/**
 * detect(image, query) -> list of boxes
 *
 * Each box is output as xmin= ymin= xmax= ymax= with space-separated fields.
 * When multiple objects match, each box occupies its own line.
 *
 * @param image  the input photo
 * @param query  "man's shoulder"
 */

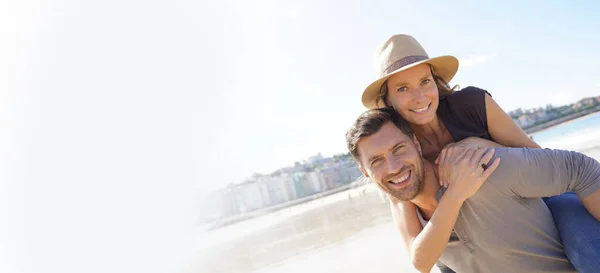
xmin=488 ymin=147 xmax=525 ymax=171
xmin=484 ymin=148 xmax=534 ymax=190
xmin=486 ymin=147 xmax=577 ymax=188
xmin=492 ymin=147 xmax=575 ymax=164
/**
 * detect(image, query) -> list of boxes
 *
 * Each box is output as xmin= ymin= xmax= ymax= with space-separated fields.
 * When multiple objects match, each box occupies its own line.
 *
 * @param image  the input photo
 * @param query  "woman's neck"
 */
xmin=410 ymin=115 xmax=446 ymax=144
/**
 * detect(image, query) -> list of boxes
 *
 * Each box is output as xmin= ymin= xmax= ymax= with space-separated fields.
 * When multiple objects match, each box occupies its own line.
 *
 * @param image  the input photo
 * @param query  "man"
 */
xmin=345 ymin=108 xmax=600 ymax=273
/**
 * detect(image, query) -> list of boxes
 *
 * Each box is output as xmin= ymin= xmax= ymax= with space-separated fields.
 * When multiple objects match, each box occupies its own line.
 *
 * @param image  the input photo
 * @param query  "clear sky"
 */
xmin=1 ymin=0 xmax=599 ymax=272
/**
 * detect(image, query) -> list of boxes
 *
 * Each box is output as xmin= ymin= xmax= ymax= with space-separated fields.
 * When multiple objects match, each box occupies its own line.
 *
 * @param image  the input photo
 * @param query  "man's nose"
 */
xmin=386 ymin=158 xmax=403 ymax=175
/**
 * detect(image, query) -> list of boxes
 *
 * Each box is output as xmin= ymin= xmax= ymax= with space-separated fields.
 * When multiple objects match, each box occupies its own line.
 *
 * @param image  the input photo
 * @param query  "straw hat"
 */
xmin=362 ymin=34 xmax=459 ymax=109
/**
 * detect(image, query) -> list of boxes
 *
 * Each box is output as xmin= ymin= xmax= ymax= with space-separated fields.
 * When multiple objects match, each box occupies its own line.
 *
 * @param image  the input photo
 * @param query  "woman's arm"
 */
xmin=391 ymin=200 xmax=462 ymax=273
xmin=485 ymin=94 xmax=541 ymax=148
xmin=455 ymin=136 xmax=505 ymax=149
xmin=391 ymin=148 xmax=500 ymax=272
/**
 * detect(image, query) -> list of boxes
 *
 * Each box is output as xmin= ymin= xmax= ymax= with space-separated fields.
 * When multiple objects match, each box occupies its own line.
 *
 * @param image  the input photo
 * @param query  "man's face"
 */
xmin=357 ymin=122 xmax=425 ymax=201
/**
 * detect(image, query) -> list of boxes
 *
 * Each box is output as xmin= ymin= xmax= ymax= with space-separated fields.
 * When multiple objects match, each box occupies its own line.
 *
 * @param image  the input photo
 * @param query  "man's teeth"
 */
xmin=392 ymin=173 xmax=410 ymax=184
xmin=412 ymin=104 xmax=429 ymax=113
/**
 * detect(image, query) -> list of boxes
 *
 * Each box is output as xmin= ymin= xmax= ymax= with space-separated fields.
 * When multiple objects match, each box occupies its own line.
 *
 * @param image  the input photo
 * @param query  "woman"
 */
xmin=361 ymin=34 xmax=600 ymax=272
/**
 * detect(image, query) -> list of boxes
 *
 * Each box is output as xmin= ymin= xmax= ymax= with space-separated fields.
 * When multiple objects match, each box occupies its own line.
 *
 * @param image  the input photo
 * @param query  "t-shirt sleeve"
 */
xmin=436 ymin=261 xmax=456 ymax=273
xmin=488 ymin=147 xmax=600 ymax=199
xmin=444 ymin=86 xmax=491 ymax=133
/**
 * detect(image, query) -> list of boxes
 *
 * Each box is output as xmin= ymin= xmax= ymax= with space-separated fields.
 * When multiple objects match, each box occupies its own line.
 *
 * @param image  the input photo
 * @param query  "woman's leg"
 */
xmin=545 ymin=192 xmax=600 ymax=273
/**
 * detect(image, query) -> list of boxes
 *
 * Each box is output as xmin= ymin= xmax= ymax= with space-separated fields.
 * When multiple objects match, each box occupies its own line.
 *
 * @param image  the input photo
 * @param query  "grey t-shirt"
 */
xmin=417 ymin=147 xmax=600 ymax=273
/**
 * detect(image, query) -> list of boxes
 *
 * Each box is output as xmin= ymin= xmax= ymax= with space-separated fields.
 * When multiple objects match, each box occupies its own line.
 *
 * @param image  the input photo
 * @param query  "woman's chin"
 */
xmin=407 ymin=114 xmax=435 ymax=125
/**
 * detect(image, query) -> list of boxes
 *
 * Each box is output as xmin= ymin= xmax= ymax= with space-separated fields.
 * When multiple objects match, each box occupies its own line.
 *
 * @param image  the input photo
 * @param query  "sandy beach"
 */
xmin=197 ymin=184 xmax=439 ymax=273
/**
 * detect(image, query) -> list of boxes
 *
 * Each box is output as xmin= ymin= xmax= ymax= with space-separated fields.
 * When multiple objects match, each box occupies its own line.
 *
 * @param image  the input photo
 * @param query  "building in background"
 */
xmin=320 ymin=168 xmax=340 ymax=190
xmin=234 ymin=180 xmax=267 ymax=213
xmin=292 ymin=172 xmax=315 ymax=198
xmin=307 ymin=171 xmax=325 ymax=193
xmin=259 ymin=174 xmax=296 ymax=206
xmin=339 ymin=166 xmax=362 ymax=185
xmin=200 ymin=186 xmax=240 ymax=223
xmin=307 ymin=153 xmax=324 ymax=165
xmin=517 ymin=115 xmax=535 ymax=128
xmin=206 ymin=153 xmax=367 ymax=222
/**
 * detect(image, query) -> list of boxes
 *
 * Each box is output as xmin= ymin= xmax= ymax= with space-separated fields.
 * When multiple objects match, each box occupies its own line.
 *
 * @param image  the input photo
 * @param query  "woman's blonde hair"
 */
xmin=375 ymin=65 xmax=459 ymax=108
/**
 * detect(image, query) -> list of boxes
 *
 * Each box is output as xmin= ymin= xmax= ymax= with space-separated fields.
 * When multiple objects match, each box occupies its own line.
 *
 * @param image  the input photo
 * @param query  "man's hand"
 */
xmin=441 ymin=147 xmax=501 ymax=201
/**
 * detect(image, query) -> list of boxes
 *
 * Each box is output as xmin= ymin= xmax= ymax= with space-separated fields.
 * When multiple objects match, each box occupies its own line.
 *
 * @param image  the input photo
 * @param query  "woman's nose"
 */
xmin=411 ymin=87 xmax=425 ymax=100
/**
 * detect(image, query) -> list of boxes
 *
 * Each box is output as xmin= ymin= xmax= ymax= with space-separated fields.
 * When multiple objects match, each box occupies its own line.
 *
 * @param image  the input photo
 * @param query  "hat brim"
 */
xmin=361 ymin=55 xmax=459 ymax=109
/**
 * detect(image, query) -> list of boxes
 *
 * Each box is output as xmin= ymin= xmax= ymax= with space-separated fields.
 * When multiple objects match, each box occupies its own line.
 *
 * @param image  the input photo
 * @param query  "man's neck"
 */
xmin=410 ymin=161 xmax=442 ymax=219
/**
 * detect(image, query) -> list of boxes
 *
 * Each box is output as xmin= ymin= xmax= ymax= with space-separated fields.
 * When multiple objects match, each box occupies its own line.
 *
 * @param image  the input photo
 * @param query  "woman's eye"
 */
xmin=397 ymin=86 xmax=408 ymax=92
xmin=421 ymin=79 xmax=431 ymax=85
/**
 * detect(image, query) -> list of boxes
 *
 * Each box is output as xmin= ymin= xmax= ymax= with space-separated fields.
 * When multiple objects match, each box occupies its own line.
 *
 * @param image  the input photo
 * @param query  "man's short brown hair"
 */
xmin=345 ymin=108 xmax=413 ymax=164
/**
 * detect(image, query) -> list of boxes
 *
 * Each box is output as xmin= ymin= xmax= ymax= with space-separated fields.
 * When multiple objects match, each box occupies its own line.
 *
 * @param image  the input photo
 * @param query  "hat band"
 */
xmin=382 ymin=55 xmax=428 ymax=76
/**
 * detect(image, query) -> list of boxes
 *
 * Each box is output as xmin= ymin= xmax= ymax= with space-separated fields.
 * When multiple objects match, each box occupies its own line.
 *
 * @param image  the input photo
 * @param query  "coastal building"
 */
xmin=517 ymin=114 xmax=535 ymax=128
xmin=307 ymin=153 xmax=325 ymax=165
xmin=218 ymin=186 xmax=240 ymax=217
xmin=321 ymin=168 xmax=341 ymax=190
xmin=234 ymin=180 xmax=268 ymax=213
xmin=533 ymin=111 xmax=549 ymax=124
xmin=333 ymin=165 xmax=362 ymax=186
xmin=292 ymin=172 xmax=310 ymax=198
xmin=200 ymin=186 xmax=240 ymax=221
xmin=574 ymin=98 xmax=597 ymax=109
xmin=556 ymin=105 xmax=572 ymax=115
xmin=319 ymin=162 xmax=362 ymax=187
xmin=280 ymin=175 xmax=297 ymax=201
xmin=307 ymin=171 xmax=325 ymax=193
xmin=259 ymin=175 xmax=296 ymax=206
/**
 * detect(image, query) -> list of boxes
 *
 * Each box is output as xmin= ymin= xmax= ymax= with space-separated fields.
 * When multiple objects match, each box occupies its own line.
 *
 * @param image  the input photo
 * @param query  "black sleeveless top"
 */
xmin=436 ymin=86 xmax=494 ymax=142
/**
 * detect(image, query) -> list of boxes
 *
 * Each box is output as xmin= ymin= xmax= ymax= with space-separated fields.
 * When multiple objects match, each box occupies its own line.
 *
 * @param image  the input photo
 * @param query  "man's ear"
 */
xmin=412 ymin=134 xmax=423 ymax=155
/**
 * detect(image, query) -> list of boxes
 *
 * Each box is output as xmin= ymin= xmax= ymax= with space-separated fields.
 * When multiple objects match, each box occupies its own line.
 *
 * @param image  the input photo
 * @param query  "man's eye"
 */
xmin=397 ymin=86 xmax=408 ymax=92
xmin=370 ymin=158 xmax=382 ymax=167
xmin=393 ymin=146 xmax=404 ymax=155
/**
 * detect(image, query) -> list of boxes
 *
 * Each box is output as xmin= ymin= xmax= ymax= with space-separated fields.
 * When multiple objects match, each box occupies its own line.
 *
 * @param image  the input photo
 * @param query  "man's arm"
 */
xmin=490 ymin=148 xmax=600 ymax=221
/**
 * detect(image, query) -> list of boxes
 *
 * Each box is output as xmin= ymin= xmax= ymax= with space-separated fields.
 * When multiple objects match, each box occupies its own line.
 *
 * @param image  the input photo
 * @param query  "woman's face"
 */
xmin=386 ymin=63 xmax=439 ymax=125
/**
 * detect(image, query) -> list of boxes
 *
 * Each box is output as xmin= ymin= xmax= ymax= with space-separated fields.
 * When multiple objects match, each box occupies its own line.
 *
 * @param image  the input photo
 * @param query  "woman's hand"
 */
xmin=435 ymin=142 xmax=469 ymax=188
xmin=442 ymin=147 xmax=501 ymax=201
xmin=435 ymin=138 xmax=503 ymax=188
xmin=445 ymin=148 xmax=500 ymax=201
